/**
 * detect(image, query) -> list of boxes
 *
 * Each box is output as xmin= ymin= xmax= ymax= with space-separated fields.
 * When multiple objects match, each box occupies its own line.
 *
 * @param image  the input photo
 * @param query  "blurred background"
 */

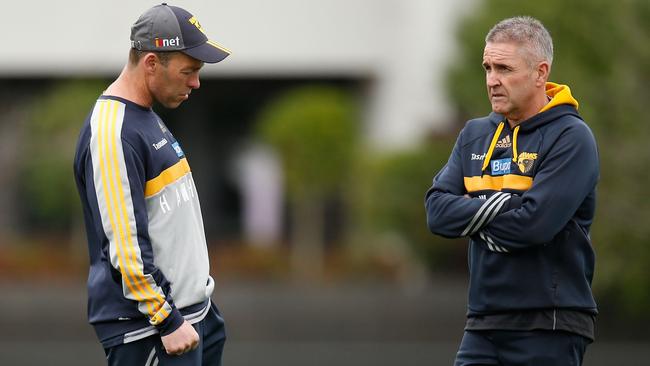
xmin=0 ymin=0 xmax=649 ymax=365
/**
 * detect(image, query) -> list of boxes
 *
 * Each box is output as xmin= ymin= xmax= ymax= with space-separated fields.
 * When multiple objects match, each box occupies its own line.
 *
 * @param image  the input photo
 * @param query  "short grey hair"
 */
xmin=485 ymin=16 xmax=553 ymax=67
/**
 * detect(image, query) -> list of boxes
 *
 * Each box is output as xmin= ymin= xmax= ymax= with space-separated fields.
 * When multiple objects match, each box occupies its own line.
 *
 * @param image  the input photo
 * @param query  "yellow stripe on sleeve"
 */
xmin=106 ymin=101 xmax=156 ymax=314
xmin=106 ymin=100 xmax=168 ymax=318
xmin=97 ymin=100 xmax=153 ymax=315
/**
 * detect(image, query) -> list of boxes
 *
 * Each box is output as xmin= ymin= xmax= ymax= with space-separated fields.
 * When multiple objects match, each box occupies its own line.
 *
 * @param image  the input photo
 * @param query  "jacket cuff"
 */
xmin=156 ymin=307 xmax=184 ymax=336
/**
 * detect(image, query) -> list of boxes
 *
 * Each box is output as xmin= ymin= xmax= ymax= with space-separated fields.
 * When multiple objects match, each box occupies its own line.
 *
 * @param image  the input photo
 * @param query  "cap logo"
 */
xmin=188 ymin=16 xmax=206 ymax=34
xmin=154 ymin=36 xmax=181 ymax=48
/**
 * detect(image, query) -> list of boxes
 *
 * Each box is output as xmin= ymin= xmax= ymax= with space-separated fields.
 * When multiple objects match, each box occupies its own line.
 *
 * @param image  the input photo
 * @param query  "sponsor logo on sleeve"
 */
xmin=471 ymin=153 xmax=486 ymax=161
xmin=152 ymin=138 xmax=168 ymax=150
xmin=171 ymin=141 xmax=184 ymax=158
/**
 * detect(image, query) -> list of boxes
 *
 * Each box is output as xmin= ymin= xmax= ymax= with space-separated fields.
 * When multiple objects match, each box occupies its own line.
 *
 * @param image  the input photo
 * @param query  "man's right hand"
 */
xmin=161 ymin=320 xmax=200 ymax=355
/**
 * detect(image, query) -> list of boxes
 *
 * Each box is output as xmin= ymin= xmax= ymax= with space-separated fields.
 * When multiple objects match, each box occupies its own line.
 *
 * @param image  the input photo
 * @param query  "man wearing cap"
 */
xmin=73 ymin=3 xmax=230 ymax=365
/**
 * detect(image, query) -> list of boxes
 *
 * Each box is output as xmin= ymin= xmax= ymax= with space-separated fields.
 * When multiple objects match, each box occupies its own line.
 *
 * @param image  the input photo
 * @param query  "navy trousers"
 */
xmin=454 ymin=330 xmax=590 ymax=366
xmin=104 ymin=302 xmax=226 ymax=366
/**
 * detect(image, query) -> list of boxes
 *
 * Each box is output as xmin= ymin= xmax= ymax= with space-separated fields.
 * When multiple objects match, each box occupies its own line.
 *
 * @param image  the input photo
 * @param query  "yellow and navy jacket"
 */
xmin=74 ymin=96 xmax=214 ymax=348
xmin=425 ymin=83 xmax=599 ymax=335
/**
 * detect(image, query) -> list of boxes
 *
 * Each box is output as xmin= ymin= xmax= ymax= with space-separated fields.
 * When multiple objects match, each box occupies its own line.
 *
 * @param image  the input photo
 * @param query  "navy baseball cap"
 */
xmin=130 ymin=3 xmax=230 ymax=63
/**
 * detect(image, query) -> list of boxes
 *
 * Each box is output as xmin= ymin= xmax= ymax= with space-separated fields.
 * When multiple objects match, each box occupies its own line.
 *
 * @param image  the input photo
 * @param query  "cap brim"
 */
xmin=182 ymin=40 xmax=230 ymax=63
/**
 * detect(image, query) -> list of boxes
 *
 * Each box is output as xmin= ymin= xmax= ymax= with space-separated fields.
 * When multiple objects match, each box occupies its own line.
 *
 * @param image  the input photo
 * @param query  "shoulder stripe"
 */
xmin=105 ymin=100 xmax=166 ymax=314
xmin=464 ymin=174 xmax=532 ymax=192
xmin=145 ymin=158 xmax=191 ymax=198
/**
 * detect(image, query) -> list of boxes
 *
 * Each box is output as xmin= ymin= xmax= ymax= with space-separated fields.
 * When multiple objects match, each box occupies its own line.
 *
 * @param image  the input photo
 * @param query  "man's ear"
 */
xmin=143 ymin=53 xmax=158 ymax=74
xmin=535 ymin=61 xmax=550 ymax=87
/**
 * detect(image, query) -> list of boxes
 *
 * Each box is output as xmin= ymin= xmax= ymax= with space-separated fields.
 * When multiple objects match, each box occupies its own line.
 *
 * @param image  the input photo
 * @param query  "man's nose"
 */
xmin=486 ymin=71 xmax=500 ymax=87
xmin=189 ymin=74 xmax=200 ymax=89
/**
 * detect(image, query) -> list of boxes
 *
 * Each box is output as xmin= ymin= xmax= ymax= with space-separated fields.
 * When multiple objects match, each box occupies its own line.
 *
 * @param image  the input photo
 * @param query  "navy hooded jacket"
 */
xmin=425 ymin=83 xmax=599 ymax=320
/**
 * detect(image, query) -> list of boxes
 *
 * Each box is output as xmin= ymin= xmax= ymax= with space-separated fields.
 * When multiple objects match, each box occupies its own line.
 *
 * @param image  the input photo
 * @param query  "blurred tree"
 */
xmin=256 ymin=86 xmax=358 ymax=279
xmin=447 ymin=0 xmax=650 ymax=315
xmin=0 ymin=92 xmax=29 ymax=242
xmin=352 ymin=140 xmax=468 ymax=274
xmin=20 ymin=80 xmax=105 ymax=234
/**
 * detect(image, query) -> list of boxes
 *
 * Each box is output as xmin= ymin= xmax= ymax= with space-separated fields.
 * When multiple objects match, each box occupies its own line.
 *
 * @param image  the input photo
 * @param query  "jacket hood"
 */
xmin=487 ymin=82 xmax=581 ymax=131
xmin=540 ymin=82 xmax=579 ymax=112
